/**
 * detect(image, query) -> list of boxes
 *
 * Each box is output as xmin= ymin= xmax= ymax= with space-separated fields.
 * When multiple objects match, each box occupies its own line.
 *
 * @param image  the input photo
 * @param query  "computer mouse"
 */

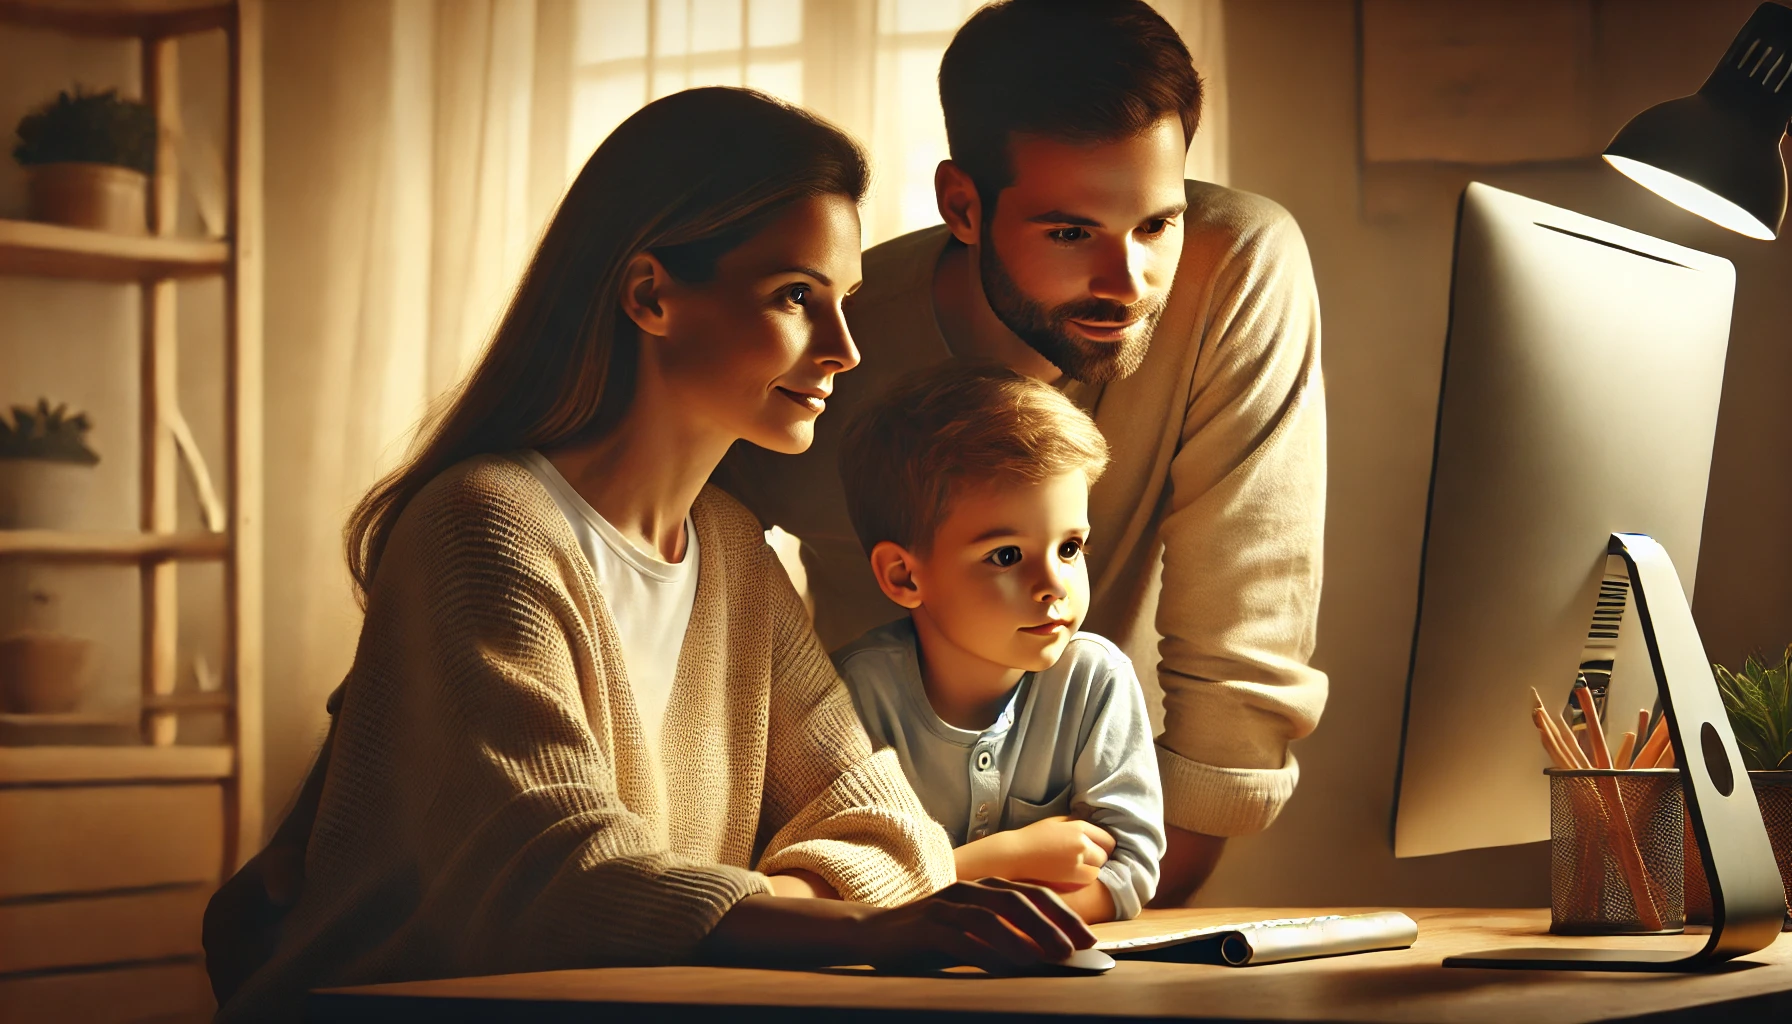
xmin=1039 ymin=947 xmax=1115 ymax=975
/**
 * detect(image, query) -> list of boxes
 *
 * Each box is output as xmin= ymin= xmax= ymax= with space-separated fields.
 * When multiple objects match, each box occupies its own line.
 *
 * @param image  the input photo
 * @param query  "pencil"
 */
xmin=1532 ymin=688 xmax=1591 ymax=769
xmin=1633 ymin=714 xmax=1671 ymax=769
xmin=1577 ymin=683 xmax=1615 ymax=770
xmin=1614 ymin=731 xmax=1636 ymax=772
xmin=1634 ymin=709 xmax=1651 ymax=763
xmin=1533 ymin=708 xmax=1576 ymax=769
xmin=1574 ymin=683 xmax=1664 ymax=931
xmin=1557 ymin=711 xmax=1592 ymax=769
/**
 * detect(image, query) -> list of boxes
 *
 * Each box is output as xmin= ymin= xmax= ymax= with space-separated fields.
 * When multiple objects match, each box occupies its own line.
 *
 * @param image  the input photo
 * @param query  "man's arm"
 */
xmin=1153 ymin=199 xmax=1328 ymax=889
xmin=1150 ymin=827 xmax=1226 ymax=907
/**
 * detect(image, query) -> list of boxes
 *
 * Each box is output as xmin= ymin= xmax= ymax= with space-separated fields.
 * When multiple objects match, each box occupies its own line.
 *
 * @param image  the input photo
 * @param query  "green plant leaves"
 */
xmin=0 ymin=398 xmax=100 ymax=465
xmin=12 ymin=88 xmax=156 ymax=175
xmin=1714 ymin=645 xmax=1792 ymax=772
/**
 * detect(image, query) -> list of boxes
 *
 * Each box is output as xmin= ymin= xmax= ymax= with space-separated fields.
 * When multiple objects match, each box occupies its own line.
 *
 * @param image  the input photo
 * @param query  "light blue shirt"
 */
xmin=833 ymin=618 xmax=1166 ymax=919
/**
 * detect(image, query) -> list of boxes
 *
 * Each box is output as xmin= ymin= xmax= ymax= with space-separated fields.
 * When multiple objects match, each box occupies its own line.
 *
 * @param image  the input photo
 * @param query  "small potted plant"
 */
xmin=0 ymin=399 xmax=101 ymax=530
xmin=1715 ymin=646 xmax=1792 ymax=925
xmin=12 ymin=88 xmax=156 ymax=234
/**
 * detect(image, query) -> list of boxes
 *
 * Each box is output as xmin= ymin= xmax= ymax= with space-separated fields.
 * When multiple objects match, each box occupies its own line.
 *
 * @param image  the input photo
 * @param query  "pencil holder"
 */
xmin=1547 ymin=768 xmax=1684 ymax=935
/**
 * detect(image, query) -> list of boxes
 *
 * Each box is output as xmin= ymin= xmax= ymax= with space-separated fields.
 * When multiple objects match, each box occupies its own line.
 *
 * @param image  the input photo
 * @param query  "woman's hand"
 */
xmin=851 ymin=878 xmax=1096 ymax=973
xmin=700 ymin=878 xmax=1096 ymax=974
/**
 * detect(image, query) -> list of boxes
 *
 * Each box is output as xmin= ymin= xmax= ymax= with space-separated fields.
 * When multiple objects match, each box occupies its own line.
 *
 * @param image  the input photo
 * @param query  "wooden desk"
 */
xmin=310 ymin=907 xmax=1792 ymax=1023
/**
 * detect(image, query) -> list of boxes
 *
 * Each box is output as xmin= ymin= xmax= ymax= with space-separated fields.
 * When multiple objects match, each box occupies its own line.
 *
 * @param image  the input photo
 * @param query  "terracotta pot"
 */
xmin=1684 ymin=770 xmax=1792 ymax=929
xmin=0 ymin=633 xmax=93 ymax=714
xmin=26 ymin=162 xmax=147 ymax=235
xmin=0 ymin=458 xmax=96 ymax=529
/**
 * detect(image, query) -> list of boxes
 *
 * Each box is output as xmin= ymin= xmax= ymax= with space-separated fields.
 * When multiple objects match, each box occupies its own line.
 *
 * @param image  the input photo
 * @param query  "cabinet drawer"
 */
xmin=0 ymin=784 xmax=224 ymax=898
xmin=0 ymin=885 xmax=209 ymax=973
xmin=0 ymin=960 xmax=213 ymax=1024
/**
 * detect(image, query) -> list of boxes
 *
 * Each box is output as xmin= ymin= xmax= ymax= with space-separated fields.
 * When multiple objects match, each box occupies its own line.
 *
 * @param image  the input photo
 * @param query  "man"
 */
xmin=716 ymin=0 xmax=1326 ymax=905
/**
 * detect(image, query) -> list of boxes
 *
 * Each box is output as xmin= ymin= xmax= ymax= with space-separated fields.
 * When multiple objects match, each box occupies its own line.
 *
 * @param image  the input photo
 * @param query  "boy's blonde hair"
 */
xmin=838 ymin=360 xmax=1110 ymax=555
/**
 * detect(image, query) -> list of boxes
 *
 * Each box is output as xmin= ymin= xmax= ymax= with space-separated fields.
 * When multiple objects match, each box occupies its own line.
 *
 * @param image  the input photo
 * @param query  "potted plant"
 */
xmin=1716 ymin=646 xmax=1792 ymax=926
xmin=0 ymin=399 xmax=101 ymax=530
xmin=12 ymin=88 xmax=156 ymax=234
xmin=0 ymin=404 xmax=100 ymax=716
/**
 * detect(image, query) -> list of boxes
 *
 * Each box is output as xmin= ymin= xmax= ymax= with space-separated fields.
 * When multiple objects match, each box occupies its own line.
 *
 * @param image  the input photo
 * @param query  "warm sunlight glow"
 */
xmin=1603 ymin=154 xmax=1777 ymax=240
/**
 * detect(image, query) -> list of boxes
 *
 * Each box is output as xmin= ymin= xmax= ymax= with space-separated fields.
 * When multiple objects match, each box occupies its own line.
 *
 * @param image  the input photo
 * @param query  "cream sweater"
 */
xmin=222 ymin=456 xmax=955 ymax=1021
xmin=716 ymin=181 xmax=1327 ymax=838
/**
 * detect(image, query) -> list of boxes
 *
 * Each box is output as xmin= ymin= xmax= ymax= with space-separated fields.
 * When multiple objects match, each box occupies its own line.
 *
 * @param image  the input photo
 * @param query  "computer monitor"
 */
xmin=1392 ymin=182 xmax=1735 ymax=859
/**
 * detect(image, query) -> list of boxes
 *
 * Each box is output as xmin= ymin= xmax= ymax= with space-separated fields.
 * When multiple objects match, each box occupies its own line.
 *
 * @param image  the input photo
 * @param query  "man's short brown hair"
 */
xmin=838 ymin=360 xmax=1110 ymax=555
xmin=939 ymin=0 xmax=1203 ymax=207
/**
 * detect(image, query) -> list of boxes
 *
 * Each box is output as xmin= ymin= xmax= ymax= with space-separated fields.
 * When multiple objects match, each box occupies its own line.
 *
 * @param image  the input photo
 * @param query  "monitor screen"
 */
xmin=1392 ymin=183 xmax=1735 ymax=858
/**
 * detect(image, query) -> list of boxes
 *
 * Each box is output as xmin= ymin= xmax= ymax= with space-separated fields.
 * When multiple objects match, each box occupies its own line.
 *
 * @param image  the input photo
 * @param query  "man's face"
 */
xmin=978 ymin=117 xmax=1188 ymax=384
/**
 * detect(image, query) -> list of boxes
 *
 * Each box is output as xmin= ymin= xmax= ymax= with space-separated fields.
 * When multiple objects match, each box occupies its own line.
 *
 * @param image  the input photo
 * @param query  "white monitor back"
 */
xmin=1392 ymin=183 xmax=1735 ymax=858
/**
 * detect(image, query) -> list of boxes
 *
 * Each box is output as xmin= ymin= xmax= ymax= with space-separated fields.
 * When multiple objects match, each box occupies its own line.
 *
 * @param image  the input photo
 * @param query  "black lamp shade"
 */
xmin=1603 ymin=2 xmax=1792 ymax=240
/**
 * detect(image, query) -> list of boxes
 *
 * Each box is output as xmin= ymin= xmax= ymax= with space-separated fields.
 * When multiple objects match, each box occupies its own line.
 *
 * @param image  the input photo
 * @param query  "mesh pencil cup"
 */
xmin=1547 ymin=768 xmax=1684 ymax=935
xmin=1684 ymin=770 xmax=1792 ymax=930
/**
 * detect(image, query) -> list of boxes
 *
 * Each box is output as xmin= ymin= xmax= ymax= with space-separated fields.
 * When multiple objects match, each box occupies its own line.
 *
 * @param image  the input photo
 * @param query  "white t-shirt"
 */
xmin=512 ymin=450 xmax=698 ymax=771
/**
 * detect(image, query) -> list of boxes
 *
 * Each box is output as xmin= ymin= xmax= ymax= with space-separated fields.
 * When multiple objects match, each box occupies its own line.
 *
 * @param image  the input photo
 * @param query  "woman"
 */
xmin=211 ymin=88 xmax=1092 ymax=1021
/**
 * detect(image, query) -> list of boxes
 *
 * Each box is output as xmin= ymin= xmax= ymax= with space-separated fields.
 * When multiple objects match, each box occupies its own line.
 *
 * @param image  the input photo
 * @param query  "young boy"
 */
xmin=831 ymin=361 xmax=1165 ymax=923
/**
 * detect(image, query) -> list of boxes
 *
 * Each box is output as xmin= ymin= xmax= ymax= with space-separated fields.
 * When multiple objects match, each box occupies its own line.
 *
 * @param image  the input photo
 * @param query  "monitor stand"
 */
xmin=1444 ymin=533 xmax=1786 ymax=972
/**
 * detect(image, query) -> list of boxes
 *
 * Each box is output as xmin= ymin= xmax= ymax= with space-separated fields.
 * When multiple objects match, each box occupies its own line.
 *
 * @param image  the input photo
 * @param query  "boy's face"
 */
xmin=906 ymin=469 xmax=1093 ymax=673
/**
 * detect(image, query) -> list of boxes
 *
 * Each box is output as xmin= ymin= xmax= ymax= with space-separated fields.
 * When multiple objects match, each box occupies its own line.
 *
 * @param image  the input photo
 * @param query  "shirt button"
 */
xmin=973 ymin=827 xmax=988 ymax=839
xmin=975 ymin=750 xmax=993 ymax=771
xmin=976 ymin=802 xmax=989 ymax=819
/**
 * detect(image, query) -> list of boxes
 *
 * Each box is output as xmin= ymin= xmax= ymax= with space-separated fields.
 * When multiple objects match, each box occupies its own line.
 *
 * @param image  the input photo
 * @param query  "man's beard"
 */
xmin=978 ymin=234 xmax=1164 ymax=385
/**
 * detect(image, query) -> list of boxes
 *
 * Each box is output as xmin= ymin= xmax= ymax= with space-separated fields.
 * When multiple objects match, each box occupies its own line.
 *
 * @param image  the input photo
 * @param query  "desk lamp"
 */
xmin=1603 ymin=2 xmax=1792 ymax=240
xmin=1447 ymin=2 xmax=1791 ymax=973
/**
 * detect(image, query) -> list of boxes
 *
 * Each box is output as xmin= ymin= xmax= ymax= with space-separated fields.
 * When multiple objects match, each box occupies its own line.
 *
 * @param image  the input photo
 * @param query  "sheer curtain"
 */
xmin=261 ymin=0 xmax=578 ymax=817
xmin=259 ymin=0 xmax=1227 ymax=828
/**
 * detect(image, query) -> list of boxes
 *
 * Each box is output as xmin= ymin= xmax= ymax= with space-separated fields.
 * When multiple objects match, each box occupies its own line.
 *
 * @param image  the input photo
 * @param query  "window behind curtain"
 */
xmin=568 ymin=0 xmax=979 ymax=246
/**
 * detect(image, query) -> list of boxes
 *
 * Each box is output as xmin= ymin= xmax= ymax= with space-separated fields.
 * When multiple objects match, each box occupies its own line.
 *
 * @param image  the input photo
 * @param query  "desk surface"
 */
xmin=310 ymin=907 xmax=1792 ymax=1023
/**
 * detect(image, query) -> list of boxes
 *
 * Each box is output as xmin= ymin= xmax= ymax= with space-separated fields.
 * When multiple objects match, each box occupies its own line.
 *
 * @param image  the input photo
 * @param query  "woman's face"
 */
xmin=647 ymin=193 xmax=864 ymax=455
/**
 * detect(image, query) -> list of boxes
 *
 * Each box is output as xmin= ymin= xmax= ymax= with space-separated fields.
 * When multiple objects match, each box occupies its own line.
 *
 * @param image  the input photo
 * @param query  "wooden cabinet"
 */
xmin=0 ymin=2 xmax=263 ymax=1021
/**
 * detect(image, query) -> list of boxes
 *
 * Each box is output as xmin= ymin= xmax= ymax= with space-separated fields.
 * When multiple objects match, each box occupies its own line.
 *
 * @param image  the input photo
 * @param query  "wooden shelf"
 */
xmin=141 ymin=691 xmax=232 ymax=711
xmin=0 ymin=712 xmax=136 ymax=746
xmin=0 ymin=219 xmax=228 ymax=281
xmin=0 ymin=529 xmax=229 ymax=561
xmin=0 ymin=744 xmax=232 ymax=784
xmin=0 ymin=0 xmax=231 ymax=38
xmin=0 ymin=0 xmax=263 ymax=918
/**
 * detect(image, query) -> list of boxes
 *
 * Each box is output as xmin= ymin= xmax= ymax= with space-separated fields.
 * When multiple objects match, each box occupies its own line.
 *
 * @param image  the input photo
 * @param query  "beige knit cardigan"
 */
xmin=222 ymin=455 xmax=955 ymax=1021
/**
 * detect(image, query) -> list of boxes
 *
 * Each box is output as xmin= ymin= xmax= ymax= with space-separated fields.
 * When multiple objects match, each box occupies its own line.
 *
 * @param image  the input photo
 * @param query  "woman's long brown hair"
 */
xmin=344 ymin=88 xmax=869 ymax=601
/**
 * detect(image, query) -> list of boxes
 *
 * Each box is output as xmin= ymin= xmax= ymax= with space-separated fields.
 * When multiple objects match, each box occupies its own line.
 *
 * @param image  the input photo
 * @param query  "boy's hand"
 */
xmin=954 ymin=815 xmax=1115 ymax=890
xmin=1011 ymin=816 xmax=1115 ymax=888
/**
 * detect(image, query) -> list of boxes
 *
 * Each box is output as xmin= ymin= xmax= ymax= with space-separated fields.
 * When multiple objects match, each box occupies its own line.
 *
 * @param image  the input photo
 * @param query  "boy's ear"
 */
xmin=935 ymin=160 xmax=982 ymax=247
xmin=619 ymin=251 xmax=672 ymax=338
xmin=868 ymin=541 xmax=925 ymax=610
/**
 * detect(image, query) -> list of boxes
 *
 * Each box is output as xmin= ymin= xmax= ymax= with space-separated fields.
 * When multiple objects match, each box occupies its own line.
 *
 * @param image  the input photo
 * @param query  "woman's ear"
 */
xmin=868 ymin=541 xmax=925 ymax=610
xmin=935 ymin=160 xmax=982 ymax=247
xmin=619 ymin=252 xmax=673 ymax=338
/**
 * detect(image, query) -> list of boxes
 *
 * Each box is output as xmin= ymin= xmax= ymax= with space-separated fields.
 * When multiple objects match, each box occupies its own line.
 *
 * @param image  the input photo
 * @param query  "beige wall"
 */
xmin=1202 ymin=0 xmax=1792 ymax=908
